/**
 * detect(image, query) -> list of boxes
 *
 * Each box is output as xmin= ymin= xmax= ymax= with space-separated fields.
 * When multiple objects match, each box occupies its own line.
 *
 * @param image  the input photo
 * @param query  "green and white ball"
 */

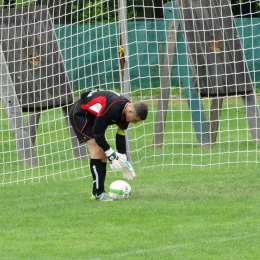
xmin=108 ymin=180 xmax=131 ymax=200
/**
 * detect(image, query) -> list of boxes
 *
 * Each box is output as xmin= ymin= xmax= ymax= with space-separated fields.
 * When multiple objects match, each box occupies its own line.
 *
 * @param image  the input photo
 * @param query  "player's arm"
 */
xmin=115 ymin=127 xmax=135 ymax=180
xmin=93 ymin=117 xmax=125 ymax=171
xmin=92 ymin=117 xmax=110 ymax=152
xmin=116 ymin=127 xmax=126 ymax=154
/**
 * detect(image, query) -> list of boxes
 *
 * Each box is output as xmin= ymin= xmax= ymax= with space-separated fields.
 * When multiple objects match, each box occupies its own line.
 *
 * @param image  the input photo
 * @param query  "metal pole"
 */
xmin=118 ymin=0 xmax=132 ymax=161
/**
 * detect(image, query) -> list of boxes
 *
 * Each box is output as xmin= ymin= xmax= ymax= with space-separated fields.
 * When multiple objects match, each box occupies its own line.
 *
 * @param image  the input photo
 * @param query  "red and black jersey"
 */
xmin=78 ymin=90 xmax=130 ymax=152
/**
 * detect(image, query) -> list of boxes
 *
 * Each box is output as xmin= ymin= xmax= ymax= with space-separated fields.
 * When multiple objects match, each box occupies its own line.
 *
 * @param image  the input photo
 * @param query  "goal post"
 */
xmin=0 ymin=0 xmax=260 ymax=184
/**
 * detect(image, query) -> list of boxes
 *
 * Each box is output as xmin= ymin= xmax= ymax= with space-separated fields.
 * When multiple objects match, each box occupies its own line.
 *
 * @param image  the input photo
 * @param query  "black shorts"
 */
xmin=69 ymin=101 xmax=94 ymax=143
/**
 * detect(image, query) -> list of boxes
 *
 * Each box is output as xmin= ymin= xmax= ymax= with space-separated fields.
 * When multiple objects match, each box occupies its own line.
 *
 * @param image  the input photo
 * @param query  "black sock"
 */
xmin=102 ymin=162 xmax=107 ymax=182
xmin=90 ymin=159 xmax=104 ymax=196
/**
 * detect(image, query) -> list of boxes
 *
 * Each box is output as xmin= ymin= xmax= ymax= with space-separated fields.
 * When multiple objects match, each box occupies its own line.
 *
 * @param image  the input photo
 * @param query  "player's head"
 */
xmin=132 ymin=102 xmax=148 ymax=120
xmin=125 ymin=102 xmax=148 ymax=124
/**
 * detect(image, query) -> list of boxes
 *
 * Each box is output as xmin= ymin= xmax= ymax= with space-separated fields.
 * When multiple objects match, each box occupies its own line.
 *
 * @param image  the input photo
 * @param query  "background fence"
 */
xmin=55 ymin=18 xmax=260 ymax=91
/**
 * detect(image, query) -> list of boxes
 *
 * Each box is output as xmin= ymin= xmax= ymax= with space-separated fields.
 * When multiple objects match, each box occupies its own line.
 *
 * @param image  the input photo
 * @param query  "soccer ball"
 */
xmin=108 ymin=180 xmax=131 ymax=200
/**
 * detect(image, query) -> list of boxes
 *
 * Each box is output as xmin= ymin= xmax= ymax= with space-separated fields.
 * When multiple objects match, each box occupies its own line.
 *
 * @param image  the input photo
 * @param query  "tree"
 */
xmin=135 ymin=0 xmax=170 ymax=19
xmin=37 ymin=0 xmax=74 ymax=23
xmin=231 ymin=0 xmax=259 ymax=17
xmin=3 ymin=0 xmax=16 ymax=8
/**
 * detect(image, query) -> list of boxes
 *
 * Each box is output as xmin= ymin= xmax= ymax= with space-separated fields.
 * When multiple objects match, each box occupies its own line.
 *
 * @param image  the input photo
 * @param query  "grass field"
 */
xmin=1 ymin=96 xmax=260 ymax=183
xmin=1 ymin=165 xmax=260 ymax=259
xmin=1 ymin=94 xmax=260 ymax=259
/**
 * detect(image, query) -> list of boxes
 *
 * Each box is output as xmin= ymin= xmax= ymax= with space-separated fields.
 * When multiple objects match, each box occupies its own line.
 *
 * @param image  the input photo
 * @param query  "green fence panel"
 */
xmin=54 ymin=19 xmax=260 ymax=90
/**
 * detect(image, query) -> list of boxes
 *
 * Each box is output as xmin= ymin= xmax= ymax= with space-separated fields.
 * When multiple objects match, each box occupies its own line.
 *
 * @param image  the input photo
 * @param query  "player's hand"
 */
xmin=105 ymin=148 xmax=124 ymax=171
xmin=117 ymin=153 xmax=127 ymax=161
xmin=117 ymin=153 xmax=136 ymax=180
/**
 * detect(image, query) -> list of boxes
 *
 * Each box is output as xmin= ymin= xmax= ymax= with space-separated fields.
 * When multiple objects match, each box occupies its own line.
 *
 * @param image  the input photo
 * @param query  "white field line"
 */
xmin=89 ymin=233 xmax=259 ymax=260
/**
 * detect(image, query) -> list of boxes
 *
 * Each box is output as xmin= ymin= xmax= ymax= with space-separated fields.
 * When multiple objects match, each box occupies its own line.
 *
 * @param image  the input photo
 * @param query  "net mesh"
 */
xmin=0 ymin=0 xmax=259 ymax=184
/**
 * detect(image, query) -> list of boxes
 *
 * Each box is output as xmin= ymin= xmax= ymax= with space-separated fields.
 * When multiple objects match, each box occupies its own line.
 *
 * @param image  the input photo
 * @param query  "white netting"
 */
xmin=0 ymin=0 xmax=259 ymax=184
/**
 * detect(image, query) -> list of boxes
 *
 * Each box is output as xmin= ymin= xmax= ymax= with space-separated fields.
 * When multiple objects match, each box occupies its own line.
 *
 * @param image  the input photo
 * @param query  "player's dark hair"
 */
xmin=133 ymin=102 xmax=148 ymax=120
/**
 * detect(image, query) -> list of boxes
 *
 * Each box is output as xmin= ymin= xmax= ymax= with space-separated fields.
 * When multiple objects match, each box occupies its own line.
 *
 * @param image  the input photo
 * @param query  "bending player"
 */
xmin=69 ymin=90 xmax=148 ymax=201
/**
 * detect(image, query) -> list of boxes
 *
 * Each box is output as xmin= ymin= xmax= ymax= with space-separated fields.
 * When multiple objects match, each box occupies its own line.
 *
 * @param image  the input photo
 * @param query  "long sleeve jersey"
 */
xmin=78 ymin=90 xmax=130 ymax=152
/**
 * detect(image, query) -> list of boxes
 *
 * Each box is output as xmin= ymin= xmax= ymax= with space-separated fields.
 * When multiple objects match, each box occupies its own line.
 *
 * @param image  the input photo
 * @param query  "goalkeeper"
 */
xmin=69 ymin=90 xmax=148 ymax=201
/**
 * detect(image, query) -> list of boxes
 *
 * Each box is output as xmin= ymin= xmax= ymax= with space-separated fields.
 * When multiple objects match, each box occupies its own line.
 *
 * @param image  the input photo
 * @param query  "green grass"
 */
xmin=1 ymin=165 xmax=260 ymax=259
xmin=1 ymin=96 xmax=260 ymax=183
xmin=1 ymin=95 xmax=260 ymax=259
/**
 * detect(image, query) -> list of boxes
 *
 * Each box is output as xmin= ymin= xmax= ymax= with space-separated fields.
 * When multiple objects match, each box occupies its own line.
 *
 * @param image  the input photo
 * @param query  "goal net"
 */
xmin=0 ymin=0 xmax=260 ymax=184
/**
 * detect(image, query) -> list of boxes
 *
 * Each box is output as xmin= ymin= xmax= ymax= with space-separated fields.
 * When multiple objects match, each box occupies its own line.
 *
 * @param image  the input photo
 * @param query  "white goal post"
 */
xmin=0 ymin=0 xmax=260 ymax=184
